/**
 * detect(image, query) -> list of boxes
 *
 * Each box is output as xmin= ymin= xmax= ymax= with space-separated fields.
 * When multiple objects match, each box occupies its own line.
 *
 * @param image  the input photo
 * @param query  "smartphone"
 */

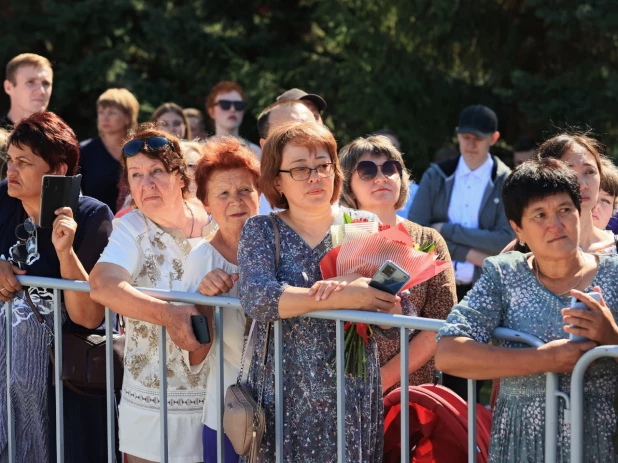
xmin=368 ymin=260 xmax=411 ymax=295
xmin=191 ymin=315 xmax=211 ymax=344
xmin=39 ymin=175 xmax=81 ymax=228
xmin=568 ymin=292 xmax=601 ymax=342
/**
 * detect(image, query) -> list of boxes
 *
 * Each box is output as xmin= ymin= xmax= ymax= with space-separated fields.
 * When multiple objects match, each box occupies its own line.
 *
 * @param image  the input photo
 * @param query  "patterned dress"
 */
xmin=436 ymin=252 xmax=618 ymax=463
xmin=376 ymin=219 xmax=456 ymax=393
xmin=238 ymin=209 xmax=396 ymax=463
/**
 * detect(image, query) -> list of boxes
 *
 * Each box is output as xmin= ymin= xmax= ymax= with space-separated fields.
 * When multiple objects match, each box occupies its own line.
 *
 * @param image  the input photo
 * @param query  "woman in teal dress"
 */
xmin=436 ymin=158 xmax=618 ymax=462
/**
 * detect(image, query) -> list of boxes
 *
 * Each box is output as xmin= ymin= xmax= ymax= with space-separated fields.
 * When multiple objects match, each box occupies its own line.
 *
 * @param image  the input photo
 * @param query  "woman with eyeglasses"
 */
xmin=0 ymin=112 xmax=114 ymax=462
xmin=150 ymin=102 xmax=192 ymax=140
xmin=90 ymin=125 xmax=213 ymax=463
xmin=206 ymin=80 xmax=261 ymax=157
xmin=338 ymin=136 xmax=457 ymax=394
xmin=238 ymin=122 xmax=400 ymax=462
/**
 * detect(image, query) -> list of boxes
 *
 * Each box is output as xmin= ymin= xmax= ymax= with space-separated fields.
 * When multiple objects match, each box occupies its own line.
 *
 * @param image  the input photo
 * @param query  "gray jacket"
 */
xmin=408 ymin=155 xmax=515 ymax=283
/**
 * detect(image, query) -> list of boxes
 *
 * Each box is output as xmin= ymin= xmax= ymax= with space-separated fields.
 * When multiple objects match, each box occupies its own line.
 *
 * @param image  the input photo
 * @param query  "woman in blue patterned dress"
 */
xmin=238 ymin=122 xmax=401 ymax=462
xmin=436 ymin=158 xmax=618 ymax=462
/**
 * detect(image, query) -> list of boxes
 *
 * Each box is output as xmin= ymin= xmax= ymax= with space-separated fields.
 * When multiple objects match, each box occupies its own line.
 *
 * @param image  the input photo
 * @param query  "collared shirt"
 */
xmin=447 ymin=154 xmax=494 ymax=284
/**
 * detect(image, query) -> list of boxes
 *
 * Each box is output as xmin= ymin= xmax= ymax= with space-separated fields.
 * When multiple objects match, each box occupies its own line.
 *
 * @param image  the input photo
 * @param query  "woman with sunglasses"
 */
xmin=206 ymin=81 xmax=261 ymax=156
xmin=90 ymin=126 xmax=213 ymax=463
xmin=0 ymin=112 xmax=114 ymax=462
xmin=338 ymin=135 xmax=457 ymax=394
xmin=150 ymin=102 xmax=192 ymax=140
xmin=238 ymin=122 xmax=400 ymax=462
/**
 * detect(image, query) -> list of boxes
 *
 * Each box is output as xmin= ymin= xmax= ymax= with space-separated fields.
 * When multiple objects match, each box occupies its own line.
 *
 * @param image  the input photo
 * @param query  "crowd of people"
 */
xmin=0 ymin=52 xmax=617 ymax=463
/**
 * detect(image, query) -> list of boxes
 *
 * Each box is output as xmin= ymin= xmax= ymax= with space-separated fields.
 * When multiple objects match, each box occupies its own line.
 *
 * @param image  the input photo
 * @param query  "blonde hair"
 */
xmin=6 ymin=54 xmax=52 ymax=84
xmin=97 ymin=88 xmax=140 ymax=131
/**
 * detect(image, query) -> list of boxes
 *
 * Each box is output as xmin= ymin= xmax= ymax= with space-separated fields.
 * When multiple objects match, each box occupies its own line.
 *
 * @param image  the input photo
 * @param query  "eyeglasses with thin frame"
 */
xmin=121 ymin=137 xmax=177 ymax=158
xmin=214 ymin=100 xmax=246 ymax=111
xmin=279 ymin=163 xmax=335 ymax=181
xmin=354 ymin=160 xmax=402 ymax=181
xmin=9 ymin=218 xmax=40 ymax=267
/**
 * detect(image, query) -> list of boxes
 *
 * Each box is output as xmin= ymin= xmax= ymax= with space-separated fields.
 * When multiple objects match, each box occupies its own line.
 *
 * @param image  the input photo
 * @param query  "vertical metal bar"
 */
xmin=159 ymin=326 xmax=169 ymax=463
xmin=105 ymin=308 xmax=115 ymax=463
xmin=336 ymin=320 xmax=345 ymax=463
xmin=53 ymin=289 xmax=65 ymax=463
xmin=545 ymin=373 xmax=558 ymax=463
xmin=6 ymin=299 xmax=15 ymax=463
xmin=215 ymin=307 xmax=225 ymax=463
xmin=274 ymin=320 xmax=284 ymax=463
xmin=467 ymin=379 xmax=476 ymax=463
xmin=400 ymin=327 xmax=409 ymax=463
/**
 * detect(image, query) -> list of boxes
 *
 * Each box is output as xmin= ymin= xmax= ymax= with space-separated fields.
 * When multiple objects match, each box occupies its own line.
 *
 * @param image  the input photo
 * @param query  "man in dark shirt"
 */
xmin=2 ymin=53 xmax=53 ymax=129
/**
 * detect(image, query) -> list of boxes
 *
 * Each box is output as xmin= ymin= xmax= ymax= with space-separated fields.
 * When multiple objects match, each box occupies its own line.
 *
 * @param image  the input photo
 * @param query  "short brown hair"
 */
xmin=120 ymin=123 xmax=189 ymax=198
xmin=206 ymin=81 xmax=246 ymax=115
xmin=537 ymin=132 xmax=605 ymax=177
xmin=195 ymin=136 xmax=260 ymax=204
xmin=260 ymin=122 xmax=342 ymax=209
xmin=339 ymin=135 xmax=411 ymax=210
xmin=600 ymin=158 xmax=618 ymax=207
xmin=97 ymin=88 xmax=140 ymax=131
xmin=256 ymin=100 xmax=305 ymax=139
xmin=6 ymin=53 xmax=52 ymax=84
xmin=150 ymin=102 xmax=192 ymax=140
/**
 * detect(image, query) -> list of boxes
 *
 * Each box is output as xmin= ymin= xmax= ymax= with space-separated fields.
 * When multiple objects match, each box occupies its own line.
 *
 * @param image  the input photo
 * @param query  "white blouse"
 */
xmin=98 ymin=209 xmax=207 ymax=463
xmin=181 ymin=240 xmax=246 ymax=430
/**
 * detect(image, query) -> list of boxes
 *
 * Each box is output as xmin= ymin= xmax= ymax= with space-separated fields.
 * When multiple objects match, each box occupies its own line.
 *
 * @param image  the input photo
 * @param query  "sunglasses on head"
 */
xmin=9 ymin=218 xmax=39 ymax=267
xmin=121 ymin=137 xmax=177 ymax=158
xmin=215 ymin=100 xmax=246 ymax=111
xmin=354 ymin=160 xmax=403 ymax=181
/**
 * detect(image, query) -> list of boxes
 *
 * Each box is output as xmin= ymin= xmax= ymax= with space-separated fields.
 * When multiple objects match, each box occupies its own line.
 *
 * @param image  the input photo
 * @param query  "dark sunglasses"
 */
xmin=121 ymin=137 xmax=177 ymax=158
xmin=215 ymin=100 xmax=246 ymax=111
xmin=355 ymin=160 xmax=402 ymax=181
xmin=9 ymin=218 xmax=39 ymax=266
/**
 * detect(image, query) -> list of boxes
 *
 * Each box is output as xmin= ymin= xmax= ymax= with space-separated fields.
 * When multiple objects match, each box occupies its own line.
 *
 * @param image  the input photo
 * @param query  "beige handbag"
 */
xmin=223 ymin=214 xmax=280 ymax=461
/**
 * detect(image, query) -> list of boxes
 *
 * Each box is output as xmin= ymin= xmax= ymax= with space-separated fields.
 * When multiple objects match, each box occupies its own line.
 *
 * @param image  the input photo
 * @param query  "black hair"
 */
xmin=502 ymin=158 xmax=582 ymax=228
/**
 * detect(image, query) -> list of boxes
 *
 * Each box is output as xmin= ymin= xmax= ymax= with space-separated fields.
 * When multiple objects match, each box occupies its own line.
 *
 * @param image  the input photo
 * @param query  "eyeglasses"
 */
xmin=279 ymin=163 xmax=335 ymax=181
xmin=9 ymin=218 xmax=40 ymax=266
xmin=214 ymin=100 xmax=246 ymax=111
xmin=121 ymin=137 xmax=177 ymax=158
xmin=354 ymin=160 xmax=402 ymax=181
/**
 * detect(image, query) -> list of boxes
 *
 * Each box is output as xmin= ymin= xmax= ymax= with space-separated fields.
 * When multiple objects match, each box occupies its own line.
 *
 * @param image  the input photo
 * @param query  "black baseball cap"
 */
xmin=456 ymin=105 xmax=498 ymax=137
xmin=276 ymin=88 xmax=327 ymax=112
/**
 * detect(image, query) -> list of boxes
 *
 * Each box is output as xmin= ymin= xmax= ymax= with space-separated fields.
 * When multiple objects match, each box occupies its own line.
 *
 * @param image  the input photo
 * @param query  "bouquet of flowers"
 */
xmin=322 ymin=212 xmax=451 ymax=378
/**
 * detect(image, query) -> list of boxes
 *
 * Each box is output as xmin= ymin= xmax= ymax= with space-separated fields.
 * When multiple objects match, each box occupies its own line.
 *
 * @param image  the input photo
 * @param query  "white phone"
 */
xmin=568 ymin=292 xmax=601 ymax=342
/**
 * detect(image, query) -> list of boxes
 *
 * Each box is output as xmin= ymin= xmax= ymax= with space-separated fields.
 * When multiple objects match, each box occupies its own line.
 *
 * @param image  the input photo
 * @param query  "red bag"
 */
xmin=383 ymin=384 xmax=492 ymax=463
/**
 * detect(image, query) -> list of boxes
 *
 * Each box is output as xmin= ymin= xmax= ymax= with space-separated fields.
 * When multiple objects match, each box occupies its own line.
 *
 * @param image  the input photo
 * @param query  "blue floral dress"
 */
xmin=238 ymin=209 xmax=394 ymax=463
xmin=437 ymin=252 xmax=618 ymax=463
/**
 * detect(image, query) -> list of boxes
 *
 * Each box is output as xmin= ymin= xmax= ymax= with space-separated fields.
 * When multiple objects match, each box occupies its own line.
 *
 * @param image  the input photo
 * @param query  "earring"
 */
xmin=519 ymin=240 xmax=525 ymax=246
xmin=279 ymin=191 xmax=283 ymax=197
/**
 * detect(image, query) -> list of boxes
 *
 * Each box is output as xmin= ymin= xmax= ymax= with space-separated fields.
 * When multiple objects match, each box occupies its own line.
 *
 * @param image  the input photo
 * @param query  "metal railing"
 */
xmin=3 ymin=275 xmax=610 ymax=463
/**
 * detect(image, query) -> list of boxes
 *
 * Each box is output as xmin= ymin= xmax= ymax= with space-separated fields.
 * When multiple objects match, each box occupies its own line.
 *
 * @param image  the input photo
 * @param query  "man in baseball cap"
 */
xmin=276 ymin=88 xmax=327 ymax=123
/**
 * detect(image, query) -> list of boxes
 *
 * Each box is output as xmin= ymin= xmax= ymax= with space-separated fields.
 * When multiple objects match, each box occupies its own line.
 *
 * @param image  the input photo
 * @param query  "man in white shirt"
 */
xmin=408 ymin=105 xmax=514 ymax=399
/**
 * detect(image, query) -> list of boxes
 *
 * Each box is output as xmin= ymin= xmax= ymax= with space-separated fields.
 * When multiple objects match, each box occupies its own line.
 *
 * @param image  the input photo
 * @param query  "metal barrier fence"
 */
xmin=3 ymin=275 xmax=610 ymax=463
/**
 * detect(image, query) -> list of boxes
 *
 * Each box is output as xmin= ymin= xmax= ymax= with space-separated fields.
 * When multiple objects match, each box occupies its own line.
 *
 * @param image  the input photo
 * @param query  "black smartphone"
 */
xmin=368 ymin=260 xmax=411 ymax=295
xmin=39 ymin=175 xmax=81 ymax=228
xmin=191 ymin=315 xmax=211 ymax=344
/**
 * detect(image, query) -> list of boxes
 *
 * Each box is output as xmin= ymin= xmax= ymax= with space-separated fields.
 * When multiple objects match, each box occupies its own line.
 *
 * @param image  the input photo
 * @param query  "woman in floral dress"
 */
xmin=436 ymin=158 xmax=618 ymax=462
xmin=238 ymin=122 xmax=400 ymax=462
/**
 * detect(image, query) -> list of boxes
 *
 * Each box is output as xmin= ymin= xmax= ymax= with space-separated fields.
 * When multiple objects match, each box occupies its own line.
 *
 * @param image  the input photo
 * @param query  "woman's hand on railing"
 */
xmin=562 ymin=287 xmax=618 ymax=346
xmin=331 ymin=277 xmax=400 ymax=313
xmin=198 ymin=269 xmax=239 ymax=296
xmin=163 ymin=303 xmax=202 ymax=352
xmin=0 ymin=260 xmax=26 ymax=303
xmin=537 ymin=339 xmax=597 ymax=373
xmin=306 ymin=273 xmax=364 ymax=302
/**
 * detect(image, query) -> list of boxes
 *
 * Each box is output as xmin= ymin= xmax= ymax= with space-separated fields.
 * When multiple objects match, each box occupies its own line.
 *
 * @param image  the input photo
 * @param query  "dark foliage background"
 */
xmin=1 ymin=0 xmax=618 ymax=177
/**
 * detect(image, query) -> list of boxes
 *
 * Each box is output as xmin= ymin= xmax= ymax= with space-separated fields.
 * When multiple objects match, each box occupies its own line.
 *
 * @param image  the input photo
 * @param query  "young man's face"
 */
xmin=4 ymin=65 xmax=53 ymax=117
xmin=592 ymin=189 xmax=616 ymax=230
xmin=457 ymin=132 xmax=497 ymax=163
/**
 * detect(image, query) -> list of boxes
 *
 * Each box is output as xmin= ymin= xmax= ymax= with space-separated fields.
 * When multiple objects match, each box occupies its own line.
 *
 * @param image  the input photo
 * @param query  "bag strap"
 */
xmin=236 ymin=214 xmax=281 ymax=385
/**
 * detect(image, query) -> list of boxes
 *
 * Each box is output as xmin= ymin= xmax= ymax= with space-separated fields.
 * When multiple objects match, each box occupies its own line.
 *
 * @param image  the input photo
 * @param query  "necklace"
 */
xmin=185 ymin=201 xmax=195 ymax=238
xmin=533 ymin=255 xmax=584 ymax=297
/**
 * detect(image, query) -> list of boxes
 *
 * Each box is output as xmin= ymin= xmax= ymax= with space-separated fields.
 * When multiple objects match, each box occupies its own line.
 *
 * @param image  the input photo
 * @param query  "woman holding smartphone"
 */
xmin=436 ymin=158 xmax=618 ymax=461
xmin=0 ymin=112 xmax=114 ymax=462
xmin=338 ymin=135 xmax=457 ymax=393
